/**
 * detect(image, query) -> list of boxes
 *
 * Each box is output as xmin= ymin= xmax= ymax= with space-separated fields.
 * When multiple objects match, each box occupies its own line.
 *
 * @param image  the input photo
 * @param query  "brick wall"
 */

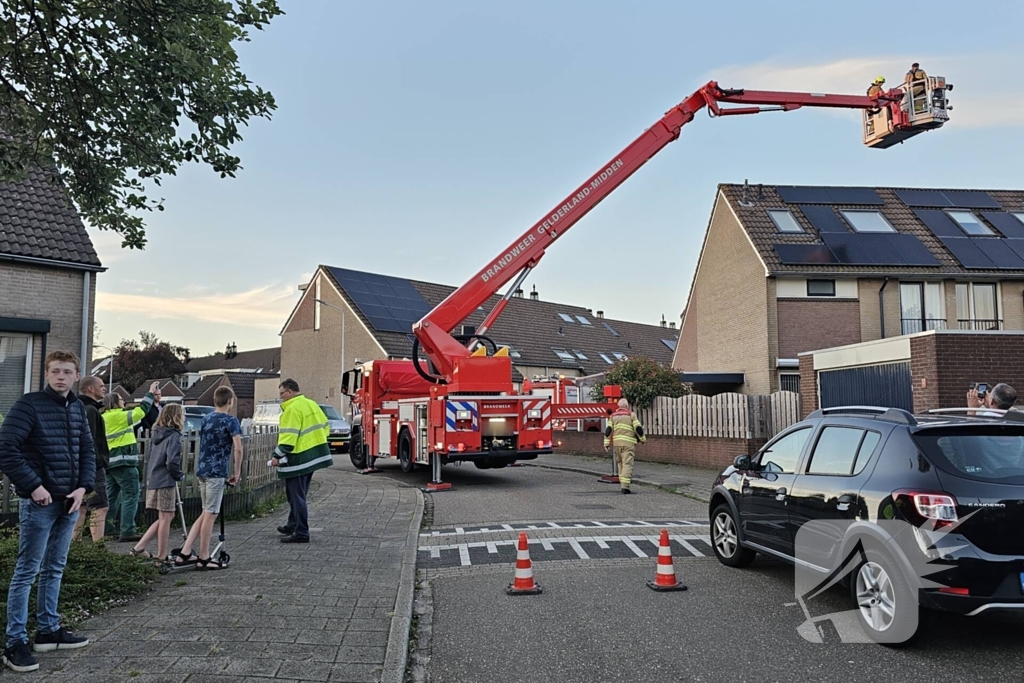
xmin=777 ymin=299 xmax=861 ymax=358
xmin=691 ymin=194 xmax=771 ymax=393
xmin=911 ymin=332 xmax=1024 ymax=411
xmin=858 ymin=279 xmax=901 ymax=342
xmin=909 ymin=335 xmax=939 ymax=411
xmin=556 ymin=429 xmax=766 ymax=471
xmin=799 ymin=354 xmax=818 ymax=418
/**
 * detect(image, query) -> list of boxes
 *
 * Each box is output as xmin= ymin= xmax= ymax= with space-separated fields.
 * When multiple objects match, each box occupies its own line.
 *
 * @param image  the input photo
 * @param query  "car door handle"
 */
xmin=775 ymin=487 xmax=787 ymax=501
xmin=836 ymin=494 xmax=854 ymax=511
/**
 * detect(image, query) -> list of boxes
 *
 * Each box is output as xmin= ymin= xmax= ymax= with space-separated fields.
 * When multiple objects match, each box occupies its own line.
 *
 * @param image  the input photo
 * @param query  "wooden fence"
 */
xmin=635 ymin=391 xmax=801 ymax=440
xmin=2 ymin=430 xmax=283 ymax=524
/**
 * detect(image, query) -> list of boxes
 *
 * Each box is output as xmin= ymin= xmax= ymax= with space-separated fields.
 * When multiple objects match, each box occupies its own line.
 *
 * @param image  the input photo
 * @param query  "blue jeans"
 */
xmin=6 ymin=499 xmax=79 ymax=647
xmin=285 ymin=474 xmax=312 ymax=539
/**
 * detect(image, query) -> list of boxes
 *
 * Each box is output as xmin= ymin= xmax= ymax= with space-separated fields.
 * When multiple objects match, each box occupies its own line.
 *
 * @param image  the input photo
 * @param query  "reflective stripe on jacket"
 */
xmin=603 ymin=408 xmax=646 ymax=447
xmin=274 ymin=394 xmax=332 ymax=479
xmin=103 ymin=393 xmax=155 ymax=468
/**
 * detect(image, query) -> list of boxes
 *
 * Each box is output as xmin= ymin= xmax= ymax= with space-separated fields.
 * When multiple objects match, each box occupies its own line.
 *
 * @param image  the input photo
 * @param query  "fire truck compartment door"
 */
xmin=376 ymin=416 xmax=392 ymax=455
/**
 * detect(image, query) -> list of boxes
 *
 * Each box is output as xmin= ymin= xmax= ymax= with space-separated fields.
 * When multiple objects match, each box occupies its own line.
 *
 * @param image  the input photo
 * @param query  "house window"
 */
xmin=572 ymin=350 xmax=588 ymax=360
xmin=576 ymin=315 xmax=592 ymax=325
xmin=552 ymin=348 xmax=576 ymax=362
xmin=806 ymin=279 xmax=836 ymax=297
xmin=840 ymin=210 xmax=896 ymax=233
xmin=558 ymin=313 xmax=575 ymax=323
xmin=0 ymin=334 xmax=32 ymax=417
xmin=612 ymin=352 xmax=628 ymax=362
xmin=947 ymin=211 xmax=993 ymax=236
xmin=956 ymin=283 xmax=1001 ymax=330
xmin=768 ymin=210 xmax=803 ymax=233
xmin=899 ymin=282 xmax=945 ymax=335
xmin=314 ymin=278 xmax=322 ymax=331
xmin=600 ymin=353 xmax=614 ymax=364
xmin=661 ymin=339 xmax=677 ymax=351
xmin=602 ymin=321 xmax=620 ymax=336
xmin=779 ymin=373 xmax=800 ymax=393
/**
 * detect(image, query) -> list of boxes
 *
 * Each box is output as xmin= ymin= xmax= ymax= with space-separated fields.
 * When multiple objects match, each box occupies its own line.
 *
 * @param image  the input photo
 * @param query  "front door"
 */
xmin=738 ymin=426 xmax=812 ymax=556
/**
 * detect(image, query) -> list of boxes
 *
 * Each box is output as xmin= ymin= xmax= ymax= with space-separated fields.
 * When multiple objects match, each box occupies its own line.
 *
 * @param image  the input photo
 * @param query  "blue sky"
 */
xmin=91 ymin=0 xmax=1024 ymax=357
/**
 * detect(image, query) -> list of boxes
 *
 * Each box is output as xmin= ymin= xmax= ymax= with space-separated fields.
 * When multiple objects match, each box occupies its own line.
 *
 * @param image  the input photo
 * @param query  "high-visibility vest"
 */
xmin=103 ymin=393 xmax=155 ymax=468
xmin=274 ymin=394 xmax=332 ymax=479
xmin=604 ymin=409 xmax=645 ymax=447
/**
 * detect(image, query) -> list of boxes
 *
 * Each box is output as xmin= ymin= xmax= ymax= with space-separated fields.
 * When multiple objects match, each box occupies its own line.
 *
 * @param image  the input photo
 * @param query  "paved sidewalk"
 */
xmin=527 ymin=453 xmax=719 ymax=503
xmin=39 ymin=465 xmax=422 ymax=683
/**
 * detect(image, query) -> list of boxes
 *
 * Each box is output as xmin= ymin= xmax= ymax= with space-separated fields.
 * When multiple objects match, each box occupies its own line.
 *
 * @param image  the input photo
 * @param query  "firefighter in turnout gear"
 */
xmin=603 ymin=398 xmax=646 ymax=494
xmin=905 ymin=62 xmax=928 ymax=112
xmin=102 ymin=382 xmax=159 ymax=541
xmin=270 ymin=379 xmax=333 ymax=543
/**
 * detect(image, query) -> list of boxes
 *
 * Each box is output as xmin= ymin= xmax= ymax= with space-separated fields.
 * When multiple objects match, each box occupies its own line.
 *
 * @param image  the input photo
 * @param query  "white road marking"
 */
xmin=568 ymin=538 xmax=590 ymax=560
xmin=620 ymin=538 xmax=649 ymax=558
xmin=541 ymin=538 xmax=555 ymax=551
xmin=458 ymin=545 xmax=471 ymax=566
xmin=420 ymin=520 xmax=709 ymax=538
xmin=671 ymin=535 xmax=705 ymax=557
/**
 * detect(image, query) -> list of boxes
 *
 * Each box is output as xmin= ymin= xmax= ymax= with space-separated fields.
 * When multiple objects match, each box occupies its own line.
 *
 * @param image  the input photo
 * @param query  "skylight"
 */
xmin=573 ymin=350 xmax=588 ymax=360
xmin=613 ymin=352 xmax=628 ymax=361
xmin=947 ymin=210 xmax=994 ymax=236
xmin=553 ymin=348 xmax=575 ymax=362
xmin=768 ymin=209 xmax=803 ymax=233
xmin=558 ymin=313 xmax=575 ymax=323
xmin=840 ymin=210 xmax=896 ymax=233
xmin=576 ymin=315 xmax=592 ymax=325
xmin=599 ymin=353 xmax=614 ymax=364
xmin=1014 ymin=213 xmax=1024 ymax=227
xmin=602 ymin=321 xmax=620 ymax=336
xmin=661 ymin=339 xmax=677 ymax=351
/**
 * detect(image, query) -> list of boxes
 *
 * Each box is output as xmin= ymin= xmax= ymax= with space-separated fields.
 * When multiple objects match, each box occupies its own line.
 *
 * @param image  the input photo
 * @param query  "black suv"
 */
xmin=709 ymin=406 xmax=1024 ymax=644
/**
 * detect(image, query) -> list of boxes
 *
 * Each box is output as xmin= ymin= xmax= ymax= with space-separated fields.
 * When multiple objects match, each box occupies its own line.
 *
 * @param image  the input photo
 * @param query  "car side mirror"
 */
xmin=733 ymin=455 xmax=750 ymax=470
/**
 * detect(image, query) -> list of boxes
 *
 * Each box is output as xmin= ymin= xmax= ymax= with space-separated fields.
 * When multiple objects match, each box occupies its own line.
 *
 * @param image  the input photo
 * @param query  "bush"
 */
xmin=589 ymin=357 xmax=690 ymax=409
xmin=0 ymin=530 xmax=157 ymax=632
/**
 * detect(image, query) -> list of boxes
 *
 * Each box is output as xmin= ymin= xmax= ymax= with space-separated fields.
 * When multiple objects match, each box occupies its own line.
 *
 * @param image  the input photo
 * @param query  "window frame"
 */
xmin=768 ymin=209 xmax=804 ymax=234
xmin=572 ymin=350 xmax=588 ymax=360
xmin=599 ymin=353 xmax=614 ymax=364
xmin=806 ymin=279 xmax=836 ymax=297
xmin=899 ymin=281 xmax=945 ymax=334
xmin=955 ymin=282 xmax=1001 ymax=328
xmin=612 ymin=352 xmax=628 ymax=362
xmin=779 ymin=373 xmax=800 ymax=393
xmin=0 ymin=332 xmax=33 ymax=416
xmin=558 ymin=313 xmax=575 ymax=323
xmin=803 ymin=425 xmax=882 ymax=477
xmin=576 ymin=315 xmax=592 ymax=325
xmin=946 ymin=210 xmax=994 ymax=237
xmin=840 ymin=210 xmax=897 ymax=233
xmin=552 ymin=348 xmax=576 ymax=362
xmin=755 ymin=426 xmax=812 ymax=475
xmin=661 ymin=338 xmax=677 ymax=351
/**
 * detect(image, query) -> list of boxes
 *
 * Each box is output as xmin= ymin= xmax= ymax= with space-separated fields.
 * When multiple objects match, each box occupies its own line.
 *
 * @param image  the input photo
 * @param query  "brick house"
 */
xmin=0 ymin=167 xmax=103 ymax=416
xmin=673 ymin=183 xmax=1024 ymax=395
xmin=177 ymin=345 xmax=280 ymax=391
xmin=183 ymin=371 xmax=278 ymax=419
xmin=279 ymin=265 xmax=679 ymax=412
xmin=129 ymin=378 xmax=185 ymax=405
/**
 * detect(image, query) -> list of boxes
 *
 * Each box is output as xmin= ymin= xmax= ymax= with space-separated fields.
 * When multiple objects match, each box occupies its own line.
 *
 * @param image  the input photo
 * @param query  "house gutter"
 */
xmin=81 ymin=271 xmax=90 ymax=370
xmin=878 ymin=277 xmax=890 ymax=339
xmin=0 ymin=251 xmax=106 ymax=272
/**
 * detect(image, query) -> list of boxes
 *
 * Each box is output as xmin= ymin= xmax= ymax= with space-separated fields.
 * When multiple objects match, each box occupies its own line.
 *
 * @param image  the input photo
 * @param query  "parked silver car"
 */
xmin=250 ymin=401 xmax=350 ymax=454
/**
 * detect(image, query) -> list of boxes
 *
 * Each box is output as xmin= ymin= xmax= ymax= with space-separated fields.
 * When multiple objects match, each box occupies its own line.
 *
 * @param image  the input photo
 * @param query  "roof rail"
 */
xmin=807 ymin=405 xmax=917 ymax=425
xmin=924 ymin=407 xmax=1024 ymax=422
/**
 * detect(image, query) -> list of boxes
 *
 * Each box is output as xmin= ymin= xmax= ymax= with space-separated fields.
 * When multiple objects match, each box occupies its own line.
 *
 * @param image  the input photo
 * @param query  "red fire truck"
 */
xmin=341 ymin=77 xmax=951 ymax=490
xmin=521 ymin=376 xmax=603 ymax=432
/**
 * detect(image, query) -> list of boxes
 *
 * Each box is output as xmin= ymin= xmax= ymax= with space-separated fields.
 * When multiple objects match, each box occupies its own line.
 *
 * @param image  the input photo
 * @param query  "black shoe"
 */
xmin=118 ymin=533 xmax=142 ymax=542
xmin=2 ymin=641 xmax=38 ymax=672
xmin=32 ymin=627 xmax=89 ymax=653
xmin=277 ymin=526 xmax=294 ymax=535
xmin=280 ymin=534 xmax=309 ymax=544
xmin=621 ymin=488 xmax=632 ymax=494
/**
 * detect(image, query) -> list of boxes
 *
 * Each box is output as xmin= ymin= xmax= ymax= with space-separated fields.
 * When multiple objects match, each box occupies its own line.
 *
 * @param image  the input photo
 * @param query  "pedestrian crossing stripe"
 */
xmin=421 ymin=519 xmax=709 ymax=538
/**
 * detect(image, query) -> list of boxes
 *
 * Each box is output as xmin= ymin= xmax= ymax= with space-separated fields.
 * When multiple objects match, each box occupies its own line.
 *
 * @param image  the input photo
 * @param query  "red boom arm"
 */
xmin=412 ymin=80 xmax=900 ymax=382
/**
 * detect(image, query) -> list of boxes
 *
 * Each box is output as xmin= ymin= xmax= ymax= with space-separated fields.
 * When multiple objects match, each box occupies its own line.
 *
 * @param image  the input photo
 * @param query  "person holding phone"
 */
xmin=968 ymin=382 xmax=1018 ymax=416
xmin=0 ymin=351 xmax=96 ymax=672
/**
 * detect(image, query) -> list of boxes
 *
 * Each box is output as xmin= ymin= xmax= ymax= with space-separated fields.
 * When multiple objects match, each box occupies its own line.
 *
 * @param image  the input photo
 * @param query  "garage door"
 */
xmin=818 ymin=361 xmax=913 ymax=412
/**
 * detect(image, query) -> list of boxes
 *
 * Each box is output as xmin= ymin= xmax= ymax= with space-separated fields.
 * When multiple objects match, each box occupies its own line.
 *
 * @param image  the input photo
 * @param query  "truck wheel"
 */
xmin=399 ymin=432 xmax=416 ymax=473
xmin=349 ymin=429 xmax=366 ymax=469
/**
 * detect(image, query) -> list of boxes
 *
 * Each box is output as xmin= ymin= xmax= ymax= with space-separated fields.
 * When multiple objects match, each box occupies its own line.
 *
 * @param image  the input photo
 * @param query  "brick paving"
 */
xmin=37 ymin=465 xmax=422 ymax=683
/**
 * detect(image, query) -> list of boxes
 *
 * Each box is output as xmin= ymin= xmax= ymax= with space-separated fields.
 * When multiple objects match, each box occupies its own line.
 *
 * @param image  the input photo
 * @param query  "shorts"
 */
xmin=198 ymin=477 xmax=226 ymax=515
xmin=85 ymin=467 xmax=108 ymax=509
xmin=145 ymin=486 xmax=176 ymax=513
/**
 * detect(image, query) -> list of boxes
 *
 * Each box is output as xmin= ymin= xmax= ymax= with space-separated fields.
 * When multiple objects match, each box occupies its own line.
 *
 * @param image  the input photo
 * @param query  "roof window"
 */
xmin=572 ymin=350 xmax=588 ymax=360
xmin=552 ymin=348 xmax=576 ymax=362
xmin=558 ymin=313 xmax=575 ymax=323
xmin=947 ymin=210 xmax=994 ymax=236
xmin=768 ymin=209 xmax=803 ymax=233
xmin=840 ymin=210 xmax=896 ymax=233
xmin=612 ymin=352 xmax=628 ymax=361
xmin=602 ymin=321 xmax=620 ymax=336
xmin=576 ymin=315 xmax=592 ymax=325
xmin=1013 ymin=212 xmax=1024 ymax=227
xmin=600 ymin=353 xmax=614 ymax=364
xmin=661 ymin=339 xmax=677 ymax=351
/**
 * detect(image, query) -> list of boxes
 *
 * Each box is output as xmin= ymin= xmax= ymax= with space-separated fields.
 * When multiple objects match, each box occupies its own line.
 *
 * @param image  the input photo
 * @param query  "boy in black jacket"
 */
xmin=0 ymin=351 xmax=95 ymax=673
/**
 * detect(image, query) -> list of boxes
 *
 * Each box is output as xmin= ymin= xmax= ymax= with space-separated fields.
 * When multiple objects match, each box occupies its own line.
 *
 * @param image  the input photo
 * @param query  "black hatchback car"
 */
xmin=709 ymin=406 xmax=1024 ymax=644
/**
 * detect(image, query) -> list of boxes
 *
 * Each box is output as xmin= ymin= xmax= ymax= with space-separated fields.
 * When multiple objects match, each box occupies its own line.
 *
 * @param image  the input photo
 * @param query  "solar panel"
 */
xmin=937 ymin=237 xmax=995 ymax=269
xmin=327 ymin=267 xmax=434 ymax=333
xmin=1004 ymin=239 xmax=1024 ymax=262
xmin=799 ymin=205 xmax=849 ymax=233
xmin=894 ymin=189 xmax=951 ymax=207
xmin=819 ymin=234 xmax=878 ymax=264
xmin=941 ymin=191 xmax=1000 ymax=209
xmin=824 ymin=187 xmax=885 ymax=205
xmin=982 ymin=212 xmax=1024 ymax=239
xmin=772 ymin=243 xmax=838 ymax=265
xmin=884 ymin=234 xmax=940 ymax=266
xmin=972 ymin=239 xmax=1024 ymax=269
xmin=777 ymin=186 xmax=833 ymax=204
xmin=777 ymin=186 xmax=884 ymax=205
xmin=914 ymin=209 xmax=965 ymax=237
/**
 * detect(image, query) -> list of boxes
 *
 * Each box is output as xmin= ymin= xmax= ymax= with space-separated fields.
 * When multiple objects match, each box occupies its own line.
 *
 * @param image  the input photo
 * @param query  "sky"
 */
xmin=89 ymin=0 xmax=1024 ymax=357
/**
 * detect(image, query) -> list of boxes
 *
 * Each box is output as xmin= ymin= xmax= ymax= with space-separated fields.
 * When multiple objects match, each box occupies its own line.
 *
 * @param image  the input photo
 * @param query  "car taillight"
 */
xmin=894 ymin=490 xmax=958 ymax=528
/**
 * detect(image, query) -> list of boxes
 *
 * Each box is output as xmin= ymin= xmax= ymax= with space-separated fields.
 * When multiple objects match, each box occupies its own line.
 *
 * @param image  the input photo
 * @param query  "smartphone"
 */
xmin=978 ymin=383 xmax=989 ymax=398
xmin=63 ymin=497 xmax=76 ymax=514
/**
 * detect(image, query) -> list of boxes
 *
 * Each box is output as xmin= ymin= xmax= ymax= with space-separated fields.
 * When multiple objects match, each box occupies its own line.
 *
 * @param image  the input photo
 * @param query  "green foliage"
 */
xmin=0 ymin=0 xmax=283 ymax=248
xmin=112 ymin=331 xmax=190 ymax=393
xmin=589 ymin=357 xmax=689 ymax=409
xmin=0 ymin=532 xmax=157 ymax=632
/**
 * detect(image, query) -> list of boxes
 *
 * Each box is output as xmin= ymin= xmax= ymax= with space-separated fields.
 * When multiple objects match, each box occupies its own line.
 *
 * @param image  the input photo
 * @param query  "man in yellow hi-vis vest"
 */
xmin=102 ymin=382 xmax=158 ymax=541
xmin=270 ymin=379 xmax=332 ymax=543
xmin=603 ymin=398 xmax=645 ymax=494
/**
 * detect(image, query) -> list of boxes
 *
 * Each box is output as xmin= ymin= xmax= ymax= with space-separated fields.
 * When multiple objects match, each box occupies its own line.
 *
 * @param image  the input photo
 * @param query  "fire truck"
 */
xmin=341 ymin=77 xmax=951 ymax=490
xmin=522 ymin=376 xmax=603 ymax=432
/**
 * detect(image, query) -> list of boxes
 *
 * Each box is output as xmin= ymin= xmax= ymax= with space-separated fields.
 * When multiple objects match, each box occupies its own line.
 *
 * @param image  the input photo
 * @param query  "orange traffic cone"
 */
xmin=646 ymin=528 xmax=688 ymax=592
xmin=506 ymin=532 xmax=542 ymax=595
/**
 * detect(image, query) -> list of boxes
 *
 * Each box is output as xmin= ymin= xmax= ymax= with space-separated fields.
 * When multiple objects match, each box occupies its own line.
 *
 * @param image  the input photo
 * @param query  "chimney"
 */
xmin=660 ymin=314 xmax=667 ymax=328
xmin=669 ymin=321 xmax=676 ymax=329
xmin=514 ymin=287 xmax=523 ymax=298
xmin=529 ymin=285 xmax=538 ymax=301
xmin=596 ymin=310 xmax=604 ymax=319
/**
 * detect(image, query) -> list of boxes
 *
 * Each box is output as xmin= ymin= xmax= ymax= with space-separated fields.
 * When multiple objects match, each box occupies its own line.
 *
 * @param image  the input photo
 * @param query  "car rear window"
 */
xmin=913 ymin=426 xmax=1024 ymax=484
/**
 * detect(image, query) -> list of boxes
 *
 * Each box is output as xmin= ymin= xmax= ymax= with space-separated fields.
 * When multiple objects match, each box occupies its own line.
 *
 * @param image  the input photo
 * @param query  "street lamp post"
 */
xmin=314 ymin=298 xmax=345 ymax=409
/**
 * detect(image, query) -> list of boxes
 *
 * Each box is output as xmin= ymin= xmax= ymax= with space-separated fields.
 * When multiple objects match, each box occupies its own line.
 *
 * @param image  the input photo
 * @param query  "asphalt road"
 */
xmin=400 ymin=459 xmax=1024 ymax=683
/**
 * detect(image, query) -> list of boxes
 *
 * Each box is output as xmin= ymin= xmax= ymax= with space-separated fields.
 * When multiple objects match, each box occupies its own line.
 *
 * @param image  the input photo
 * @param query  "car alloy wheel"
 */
xmin=856 ymin=561 xmax=896 ymax=633
xmin=714 ymin=511 xmax=738 ymax=558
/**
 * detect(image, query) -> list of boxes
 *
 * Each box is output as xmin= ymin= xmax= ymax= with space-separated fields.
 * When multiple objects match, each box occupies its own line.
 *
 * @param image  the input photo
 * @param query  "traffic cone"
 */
xmin=506 ymin=532 xmax=542 ymax=595
xmin=646 ymin=528 xmax=688 ymax=592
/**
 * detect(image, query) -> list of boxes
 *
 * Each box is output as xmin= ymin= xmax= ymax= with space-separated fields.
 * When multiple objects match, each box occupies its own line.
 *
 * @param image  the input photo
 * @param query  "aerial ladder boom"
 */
xmin=412 ymin=80 xmax=914 ymax=385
